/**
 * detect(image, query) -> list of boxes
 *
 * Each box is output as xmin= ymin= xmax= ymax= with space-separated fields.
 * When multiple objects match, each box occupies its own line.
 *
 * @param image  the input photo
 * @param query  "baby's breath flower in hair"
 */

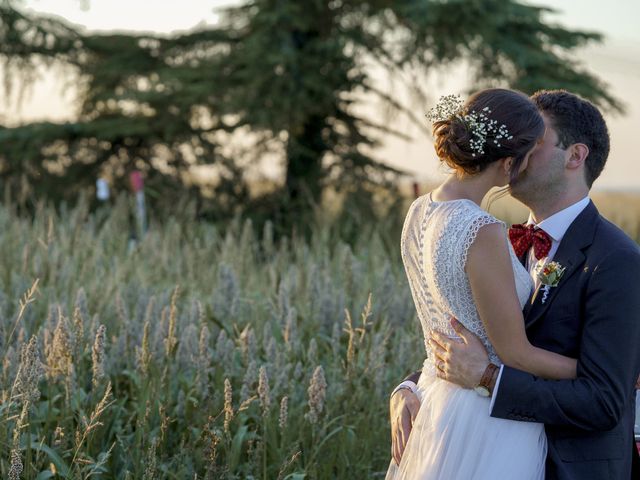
xmin=426 ymin=94 xmax=465 ymax=122
xmin=464 ymin=107 xmax=513 ymax=157
xmin=426 ymin=94 xmax=514 ymax=158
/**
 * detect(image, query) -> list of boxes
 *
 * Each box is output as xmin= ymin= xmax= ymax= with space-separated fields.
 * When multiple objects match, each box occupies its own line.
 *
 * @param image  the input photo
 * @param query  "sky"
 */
xmin=2 ymin=0 xmax=640 ymax=191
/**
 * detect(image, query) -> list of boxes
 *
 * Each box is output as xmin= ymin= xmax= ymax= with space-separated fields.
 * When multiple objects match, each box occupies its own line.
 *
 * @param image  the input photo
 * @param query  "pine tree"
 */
xmin=0 ymin=0 xmax=622 ymax=217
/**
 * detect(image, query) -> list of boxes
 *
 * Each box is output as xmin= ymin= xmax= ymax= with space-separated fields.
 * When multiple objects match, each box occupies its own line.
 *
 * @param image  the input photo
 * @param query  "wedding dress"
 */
xmin=386 ymin=193 xmax=547 ymax=480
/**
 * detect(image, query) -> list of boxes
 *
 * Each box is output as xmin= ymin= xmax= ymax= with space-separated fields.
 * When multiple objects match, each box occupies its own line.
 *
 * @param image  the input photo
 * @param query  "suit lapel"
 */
xmin=524 ymin=201 xmax=599 ymax=329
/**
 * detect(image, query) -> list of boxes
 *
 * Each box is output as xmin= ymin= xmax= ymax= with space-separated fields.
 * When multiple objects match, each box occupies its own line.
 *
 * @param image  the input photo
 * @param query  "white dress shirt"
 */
xmin=489 ymin=196 xmax=590 ymax=412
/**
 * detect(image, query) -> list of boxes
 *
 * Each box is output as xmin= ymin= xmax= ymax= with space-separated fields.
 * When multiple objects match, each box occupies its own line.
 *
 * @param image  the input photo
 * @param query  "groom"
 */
xmin=390 ymin=90 xmax=640 ymax=479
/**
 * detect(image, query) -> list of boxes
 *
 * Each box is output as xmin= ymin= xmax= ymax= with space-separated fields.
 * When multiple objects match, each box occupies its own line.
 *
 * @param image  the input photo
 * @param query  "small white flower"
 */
xmin=425 ymin=94 xmax=465 ymax=122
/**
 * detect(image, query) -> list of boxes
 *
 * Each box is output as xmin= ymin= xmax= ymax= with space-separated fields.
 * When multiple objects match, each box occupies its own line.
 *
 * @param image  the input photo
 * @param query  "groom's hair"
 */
xmin=531 ymin=90 xmax=610 ymax=188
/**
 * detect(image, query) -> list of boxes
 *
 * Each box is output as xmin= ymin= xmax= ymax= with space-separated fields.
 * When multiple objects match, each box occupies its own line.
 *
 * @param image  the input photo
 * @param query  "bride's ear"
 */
xmin=500 ymin=157 xmax=514 ymax=176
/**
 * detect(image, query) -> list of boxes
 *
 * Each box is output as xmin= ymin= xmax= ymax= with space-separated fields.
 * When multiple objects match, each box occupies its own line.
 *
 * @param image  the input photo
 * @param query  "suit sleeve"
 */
xmin=491 ymin=247 xmax=640 ymax=430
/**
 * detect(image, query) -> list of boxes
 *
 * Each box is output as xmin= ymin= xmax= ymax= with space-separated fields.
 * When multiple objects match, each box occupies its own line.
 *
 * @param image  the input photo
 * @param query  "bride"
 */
xmin=385 ymin=88 xmax=577 ymax=479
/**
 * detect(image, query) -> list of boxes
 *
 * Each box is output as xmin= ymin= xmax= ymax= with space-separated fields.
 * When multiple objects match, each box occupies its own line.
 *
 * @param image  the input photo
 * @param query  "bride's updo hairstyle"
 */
xmin=432 ymin=89 xmax=544 ymax=181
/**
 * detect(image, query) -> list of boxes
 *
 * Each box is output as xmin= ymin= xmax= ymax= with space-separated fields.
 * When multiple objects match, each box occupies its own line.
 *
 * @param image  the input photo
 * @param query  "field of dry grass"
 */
xmin=0 ymin=187 xmax=637 ymax=478
xmin=0 ymin=198 xmax=421 ymax=478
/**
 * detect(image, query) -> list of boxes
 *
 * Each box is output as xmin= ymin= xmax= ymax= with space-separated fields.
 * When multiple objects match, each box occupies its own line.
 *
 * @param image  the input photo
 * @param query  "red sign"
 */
xmin=130 ymin=171 xmax=144 ymax=192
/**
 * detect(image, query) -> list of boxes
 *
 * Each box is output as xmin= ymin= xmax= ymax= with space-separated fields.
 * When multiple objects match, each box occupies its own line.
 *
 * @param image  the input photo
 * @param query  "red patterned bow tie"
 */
xmin=508 ymin=224 xmax=552 ymax=260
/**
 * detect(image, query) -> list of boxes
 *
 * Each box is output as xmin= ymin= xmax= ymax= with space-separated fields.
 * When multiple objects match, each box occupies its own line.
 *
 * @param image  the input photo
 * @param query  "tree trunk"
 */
xmin=284 ymin=113 xmax=327 ymax=211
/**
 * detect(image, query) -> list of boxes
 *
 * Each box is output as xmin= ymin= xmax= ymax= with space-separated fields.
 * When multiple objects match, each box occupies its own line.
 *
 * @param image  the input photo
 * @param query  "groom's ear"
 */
xmin=566 ymin=143 xmax=589 ymax=170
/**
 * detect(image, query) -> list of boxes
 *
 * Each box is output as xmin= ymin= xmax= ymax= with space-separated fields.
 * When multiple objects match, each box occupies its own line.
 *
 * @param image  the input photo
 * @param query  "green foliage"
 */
xmin=0 ymin=198 xmax=423 ymax=478
xmin=0 ymin=0 xmax=623 ymax=216
xmin=0 ymin=193 xmax=639 ymax=477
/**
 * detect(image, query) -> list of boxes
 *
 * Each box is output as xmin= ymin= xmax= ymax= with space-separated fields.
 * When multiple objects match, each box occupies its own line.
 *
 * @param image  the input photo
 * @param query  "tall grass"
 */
xmin=0 ymin=198 xmax=422 ymax=479
xmin=2 ymin=190 xmax=638 ymax=479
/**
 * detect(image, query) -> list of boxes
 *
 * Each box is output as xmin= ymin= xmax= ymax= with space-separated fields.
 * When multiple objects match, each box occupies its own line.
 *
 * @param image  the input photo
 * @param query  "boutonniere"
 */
xmin=536 ymin=261 xmax=566 ymax=304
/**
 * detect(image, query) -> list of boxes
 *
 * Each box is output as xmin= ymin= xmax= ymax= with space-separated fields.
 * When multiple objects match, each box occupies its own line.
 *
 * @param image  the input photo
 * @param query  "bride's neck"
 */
xmin=432 ymin=173 xmax=497 ymax=206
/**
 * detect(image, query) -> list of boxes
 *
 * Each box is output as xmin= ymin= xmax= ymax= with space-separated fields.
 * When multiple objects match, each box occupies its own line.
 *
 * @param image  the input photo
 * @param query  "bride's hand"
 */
xmin=390 ymin=389 xmax=420 ymax=465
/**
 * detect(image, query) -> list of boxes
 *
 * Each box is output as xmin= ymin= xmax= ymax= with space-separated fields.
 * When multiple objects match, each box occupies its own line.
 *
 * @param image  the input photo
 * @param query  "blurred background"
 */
xmin=2 ymin=0 xmax=639 ymax=228
xmin=1 ymin=1 xmax=639 ymax=478
xmin=11 ymin=0 xmax=639 ymax=190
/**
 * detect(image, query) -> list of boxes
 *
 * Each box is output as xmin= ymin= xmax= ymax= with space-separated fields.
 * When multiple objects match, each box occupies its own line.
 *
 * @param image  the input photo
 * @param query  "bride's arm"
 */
xmin=465 ymin=223 xmax=577 ymax=380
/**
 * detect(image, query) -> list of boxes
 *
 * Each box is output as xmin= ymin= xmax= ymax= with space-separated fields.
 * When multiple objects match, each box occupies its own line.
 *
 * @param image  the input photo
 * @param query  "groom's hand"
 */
xmin=429 ymin=317 xmax=489 ymax=389
xmin=390 ymin=389 xmax=420 ymax=465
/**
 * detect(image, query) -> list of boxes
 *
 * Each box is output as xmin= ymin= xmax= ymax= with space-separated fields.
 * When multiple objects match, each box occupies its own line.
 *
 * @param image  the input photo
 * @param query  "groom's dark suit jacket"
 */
xmin=490 ymin=201 xmax=640 ymax=480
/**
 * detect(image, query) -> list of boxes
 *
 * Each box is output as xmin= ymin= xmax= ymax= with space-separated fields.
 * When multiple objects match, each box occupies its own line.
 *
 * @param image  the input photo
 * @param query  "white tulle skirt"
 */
xmin=385 ymin=371 xmax=547 ymax=480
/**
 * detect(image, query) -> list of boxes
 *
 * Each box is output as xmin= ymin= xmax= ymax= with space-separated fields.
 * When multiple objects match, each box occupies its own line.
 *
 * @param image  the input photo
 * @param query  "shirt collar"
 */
xmin=526 ymin=196 xmax=590 ymax=243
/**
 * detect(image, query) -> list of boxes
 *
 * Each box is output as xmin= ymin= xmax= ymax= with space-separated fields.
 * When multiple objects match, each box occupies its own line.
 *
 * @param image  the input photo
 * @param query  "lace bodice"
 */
xmin=401 ymin=194 xmax=533 ymax=374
